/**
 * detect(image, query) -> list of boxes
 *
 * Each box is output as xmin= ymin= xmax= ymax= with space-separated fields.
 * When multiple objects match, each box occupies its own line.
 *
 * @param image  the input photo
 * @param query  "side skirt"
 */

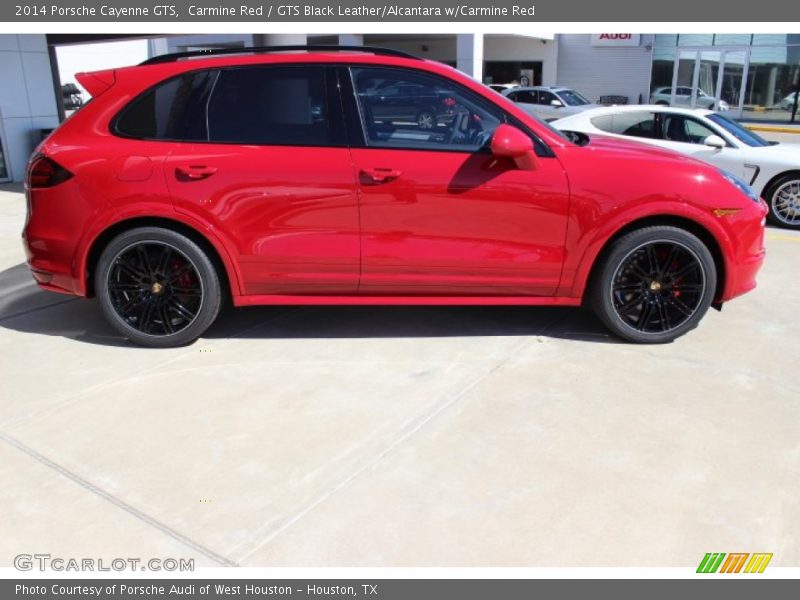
xmin=233 ymin=295 xmax=583 ymax=307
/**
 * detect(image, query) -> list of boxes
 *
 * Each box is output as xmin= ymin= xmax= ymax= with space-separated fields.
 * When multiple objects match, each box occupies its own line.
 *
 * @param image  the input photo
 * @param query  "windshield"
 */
xmin=707 ymin=114 xmax=771 ymax=147
xmin=558 ymin=90 xmax=591 ymax=106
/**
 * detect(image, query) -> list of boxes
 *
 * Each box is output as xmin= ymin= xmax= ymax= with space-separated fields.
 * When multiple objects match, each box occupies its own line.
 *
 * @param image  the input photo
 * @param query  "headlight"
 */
xmin=720 ymin=170 xmax=760 ymax=203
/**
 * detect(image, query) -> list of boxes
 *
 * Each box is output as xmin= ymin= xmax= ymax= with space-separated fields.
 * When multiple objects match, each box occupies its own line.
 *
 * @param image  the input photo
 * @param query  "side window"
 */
xmin=662 ymin=115 xmax=717 ymax=144
xmin=590 ymin=112 xmax=657 ymax=139
xmin=538 ymin=91 xmax=557 ymax=106
xmin=114 ymin=70 xmax=216 ymax=141
xmin=351 ymin=67 xmax=503 ymax=152
xmin=508 ymin=90 xmax=536 ymax=103
xmin=207 ymin=66 xmax=332 ymax=145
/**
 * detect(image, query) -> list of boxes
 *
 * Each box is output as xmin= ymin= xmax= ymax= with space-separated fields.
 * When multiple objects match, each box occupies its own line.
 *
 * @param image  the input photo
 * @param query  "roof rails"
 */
xmin=140 ymin=45 xmax=420 ymax=66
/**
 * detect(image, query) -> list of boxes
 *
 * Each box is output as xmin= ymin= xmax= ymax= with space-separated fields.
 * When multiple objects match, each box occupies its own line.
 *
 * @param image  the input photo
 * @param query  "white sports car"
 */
xmin=553 ymin=105 xmax=800 ymax=229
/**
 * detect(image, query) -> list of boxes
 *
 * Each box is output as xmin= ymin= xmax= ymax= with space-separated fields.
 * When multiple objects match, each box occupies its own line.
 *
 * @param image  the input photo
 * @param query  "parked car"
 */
xmin=779 ymin=91 xmax=799 ymax=110
xmin=359 ymin=79 xmax=456 ymax=130
xmin=650 ymin=86 xmax=730 ymax=111
xmin=553 ymin=105 xmax=800 ymax=228
xmin=24 ymin=46 xmax=766 ymax=347
xmin=502 ymin=86 xmax=599 ymax=121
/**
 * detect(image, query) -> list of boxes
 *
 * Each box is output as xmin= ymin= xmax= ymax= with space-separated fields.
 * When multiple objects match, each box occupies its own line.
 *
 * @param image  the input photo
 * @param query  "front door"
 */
xmin=347 ymin=66 xmax=570 ymax=296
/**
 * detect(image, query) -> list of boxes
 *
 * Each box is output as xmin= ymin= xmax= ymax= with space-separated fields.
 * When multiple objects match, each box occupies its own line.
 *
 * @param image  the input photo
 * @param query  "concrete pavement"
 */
xmin=1 ymin=183 xmax=798 ymax=568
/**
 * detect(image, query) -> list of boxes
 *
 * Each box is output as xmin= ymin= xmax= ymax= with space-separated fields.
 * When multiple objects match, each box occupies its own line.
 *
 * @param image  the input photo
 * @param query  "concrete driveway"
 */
xmin=1 ymin=182 xmax=798 ymax=568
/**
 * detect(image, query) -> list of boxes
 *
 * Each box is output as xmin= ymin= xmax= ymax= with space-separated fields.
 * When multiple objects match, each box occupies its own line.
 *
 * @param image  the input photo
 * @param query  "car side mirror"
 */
xmin=703 ymin=135 xmax=726 ymax=150
xmin=551 ymin=99 xmax=563 ymax=107
xmin=490 ymin=124 xmax=538 ymax=170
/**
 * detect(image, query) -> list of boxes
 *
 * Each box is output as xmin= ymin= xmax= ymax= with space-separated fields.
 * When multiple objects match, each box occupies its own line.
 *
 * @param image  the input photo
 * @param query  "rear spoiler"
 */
xmin=75 ymin=68 xmax=116 ymax=98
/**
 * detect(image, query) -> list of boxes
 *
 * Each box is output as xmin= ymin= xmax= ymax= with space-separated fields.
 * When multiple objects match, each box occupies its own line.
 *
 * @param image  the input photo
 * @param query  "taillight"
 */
xmin=27 ymin=155 xmax=73 ymax=189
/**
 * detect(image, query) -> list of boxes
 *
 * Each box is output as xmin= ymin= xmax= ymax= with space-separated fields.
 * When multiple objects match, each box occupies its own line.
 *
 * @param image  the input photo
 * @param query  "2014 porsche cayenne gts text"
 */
xmin=23 ymin=46 xmax=767 ymax=347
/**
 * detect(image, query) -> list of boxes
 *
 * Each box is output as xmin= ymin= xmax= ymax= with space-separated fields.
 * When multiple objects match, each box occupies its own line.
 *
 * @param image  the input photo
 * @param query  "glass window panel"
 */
xmin=649 ymin=47 xmax=675 ymax=101
xmin=752 ymin=34 xmax=793 ymax=45
xmin=678 ymin=34 xmax=714 ymax=47
xmin=714 ymin=34 xmax=752 ymax=46
xmin=654 ymin=34 xmax=678 ymax=47
xmin=742 ymin=46 xmax=800 ymax=122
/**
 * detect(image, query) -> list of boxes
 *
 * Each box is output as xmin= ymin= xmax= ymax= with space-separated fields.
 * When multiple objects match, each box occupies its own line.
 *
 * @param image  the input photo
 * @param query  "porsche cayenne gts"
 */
xmin=23 ymin=46 xmax=767 ymax=347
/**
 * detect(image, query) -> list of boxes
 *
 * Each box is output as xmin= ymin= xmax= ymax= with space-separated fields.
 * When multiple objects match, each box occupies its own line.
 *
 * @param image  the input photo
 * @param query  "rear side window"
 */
xmin=591 ymin=112 xmax=657 ymax=139
xmin=114 ymin=70 xmax=216 ymax=141
xmin=508 ymin=90 xmax=537 ymax=103
xmin=207 ymin=66 xmax=331 ymax=145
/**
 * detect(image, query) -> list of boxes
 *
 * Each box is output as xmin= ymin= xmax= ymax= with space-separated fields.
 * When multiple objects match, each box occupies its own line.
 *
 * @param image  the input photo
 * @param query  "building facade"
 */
xmin=1 ymin=33 xmax=798 ymax=183
xmin=0 ymin=34 xmax=59 ymax=183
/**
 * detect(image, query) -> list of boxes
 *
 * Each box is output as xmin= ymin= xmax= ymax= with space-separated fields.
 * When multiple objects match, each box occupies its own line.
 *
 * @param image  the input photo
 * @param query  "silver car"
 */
xmin=650 ymin=86 xmax=730 ymax=111
xmin=501 ymin=86 xmax=599 ymax=121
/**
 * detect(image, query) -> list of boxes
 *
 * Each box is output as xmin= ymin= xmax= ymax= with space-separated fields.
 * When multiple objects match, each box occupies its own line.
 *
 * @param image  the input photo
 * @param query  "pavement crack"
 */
xmin=0 ymin=430 xmax=237 ymax=567
xmin=231 ymin=316 xmax=556 ymax=563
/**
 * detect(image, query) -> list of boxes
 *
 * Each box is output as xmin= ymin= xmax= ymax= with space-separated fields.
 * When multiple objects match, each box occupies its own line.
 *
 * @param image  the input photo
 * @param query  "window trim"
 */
xmin=110 ymin=64 xmax=349 ymax=148
xmin=345 ymin=65 xmax=554 ymax=157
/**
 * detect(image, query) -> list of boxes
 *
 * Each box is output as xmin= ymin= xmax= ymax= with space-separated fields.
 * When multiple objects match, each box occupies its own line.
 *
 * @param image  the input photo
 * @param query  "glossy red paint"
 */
xmin=23 ymin=50 xmax=766 ymax=313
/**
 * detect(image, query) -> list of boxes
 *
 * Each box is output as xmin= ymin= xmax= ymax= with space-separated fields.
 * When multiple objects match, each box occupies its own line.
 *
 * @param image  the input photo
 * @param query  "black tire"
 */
xmin=763 ymin=173 xmax=800 ymax=229
xmin=95 ymin=227 xmax=222 ymax=348
xmin=590 ymin=226 xmax=717 ymax=344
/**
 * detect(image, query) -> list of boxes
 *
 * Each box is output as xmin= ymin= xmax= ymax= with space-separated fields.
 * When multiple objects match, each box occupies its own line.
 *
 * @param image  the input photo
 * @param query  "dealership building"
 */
xmin=1 ymin=32 xmax=798 ymax=183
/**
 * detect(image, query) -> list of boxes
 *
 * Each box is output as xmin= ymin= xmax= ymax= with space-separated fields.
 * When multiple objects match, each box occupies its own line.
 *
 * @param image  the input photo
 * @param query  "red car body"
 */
xmin=22 ymin=49 xmax=767 ymax=344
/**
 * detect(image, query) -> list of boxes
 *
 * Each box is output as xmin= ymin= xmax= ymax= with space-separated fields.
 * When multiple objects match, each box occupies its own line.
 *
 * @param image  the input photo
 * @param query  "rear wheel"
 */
xmin=95 ymin=227 xmax=222 ymax=348
xmin=590 ymin=226 xmax=716 ymax=343
xmin=764 ymin=173 xmax=800 ymax=229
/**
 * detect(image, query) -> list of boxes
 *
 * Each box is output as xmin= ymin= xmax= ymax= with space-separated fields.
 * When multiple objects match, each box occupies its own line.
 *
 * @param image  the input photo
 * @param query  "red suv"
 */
xmin=23 ymin=46 xmax=767 ymax=347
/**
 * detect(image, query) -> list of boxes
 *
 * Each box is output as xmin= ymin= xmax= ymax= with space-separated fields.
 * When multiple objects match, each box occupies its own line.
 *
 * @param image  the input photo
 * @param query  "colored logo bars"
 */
xmin=697 ymin=553 xmax=773 ymax=573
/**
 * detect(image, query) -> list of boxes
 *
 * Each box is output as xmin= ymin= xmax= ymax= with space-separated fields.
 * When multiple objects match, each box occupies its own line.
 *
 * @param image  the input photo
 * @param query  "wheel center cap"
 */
xmin=151 ymin=281 xmax=164 ymax=294
xmin=650 ymin=280 xmax=663 ymax=292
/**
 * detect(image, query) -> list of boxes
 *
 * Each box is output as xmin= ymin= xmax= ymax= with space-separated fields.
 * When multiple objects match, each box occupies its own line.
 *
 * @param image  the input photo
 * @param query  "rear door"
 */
xmin=158 ymin=64 xmax=361 ymax=296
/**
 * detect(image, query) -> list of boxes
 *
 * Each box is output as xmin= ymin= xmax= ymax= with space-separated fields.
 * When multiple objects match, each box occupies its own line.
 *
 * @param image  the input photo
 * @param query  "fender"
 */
xmin=562 ymin=201 xmax=735 ymax=300
xmin=73 ymin=203 xmax=244 ymax=298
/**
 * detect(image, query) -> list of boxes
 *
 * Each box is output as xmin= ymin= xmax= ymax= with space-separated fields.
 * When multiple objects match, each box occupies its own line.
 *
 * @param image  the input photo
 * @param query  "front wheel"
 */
xmin=764 ymin=173 xmax=800 ymax=229
xmin=95 ymin=227 xmax=222 ymax=348
xmin=590 ymin=227 xmax=717 ymax=344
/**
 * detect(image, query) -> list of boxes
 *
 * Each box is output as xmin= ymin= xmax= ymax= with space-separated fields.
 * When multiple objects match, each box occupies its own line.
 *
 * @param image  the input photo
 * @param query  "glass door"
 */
xmin=663 ymin=49 xmax=742 ymax=113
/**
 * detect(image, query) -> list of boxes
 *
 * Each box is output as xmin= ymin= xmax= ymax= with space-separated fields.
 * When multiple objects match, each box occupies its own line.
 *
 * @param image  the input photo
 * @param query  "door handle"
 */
xmin=176 ymin=165 xmax=218 ymax=180
xmin=360 ymin=167 xmax=402 ymax=184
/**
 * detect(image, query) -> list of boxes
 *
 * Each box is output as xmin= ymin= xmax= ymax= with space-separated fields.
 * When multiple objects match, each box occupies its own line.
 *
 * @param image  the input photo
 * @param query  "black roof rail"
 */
xmin=140 ymin=45 xmax=420 ymax=66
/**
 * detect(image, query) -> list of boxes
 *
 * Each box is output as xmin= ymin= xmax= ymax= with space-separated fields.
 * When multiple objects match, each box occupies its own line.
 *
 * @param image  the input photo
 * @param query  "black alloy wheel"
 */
xmin=591 ymin=226 xmax=716 ymax=343
xmin=96 ymin=227 xmax=222 ymax=347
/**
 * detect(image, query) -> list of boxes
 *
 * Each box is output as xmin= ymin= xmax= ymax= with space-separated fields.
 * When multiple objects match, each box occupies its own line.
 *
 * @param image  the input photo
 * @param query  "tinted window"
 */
xmin=115 ymin=70 xmax=216 ymax=140
xmin=538 ymin=91 xmax=557 ymax=105
xmin=662 ymin=115 xmax=717 ymax=144
xmin=509 ymin=90 xmax=537 ymax=103
xmin=207 ymin=66 xmax=332 ymax=145
xmin=590 ymin=112 xmax=657 ymax=139
xmin=351 ymin=67 xmax=503 ymax=152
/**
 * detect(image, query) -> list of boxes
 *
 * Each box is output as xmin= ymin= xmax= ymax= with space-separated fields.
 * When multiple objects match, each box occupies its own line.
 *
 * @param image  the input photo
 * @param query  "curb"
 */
xmin=744 ymin=124 xmax=800 ymax=134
